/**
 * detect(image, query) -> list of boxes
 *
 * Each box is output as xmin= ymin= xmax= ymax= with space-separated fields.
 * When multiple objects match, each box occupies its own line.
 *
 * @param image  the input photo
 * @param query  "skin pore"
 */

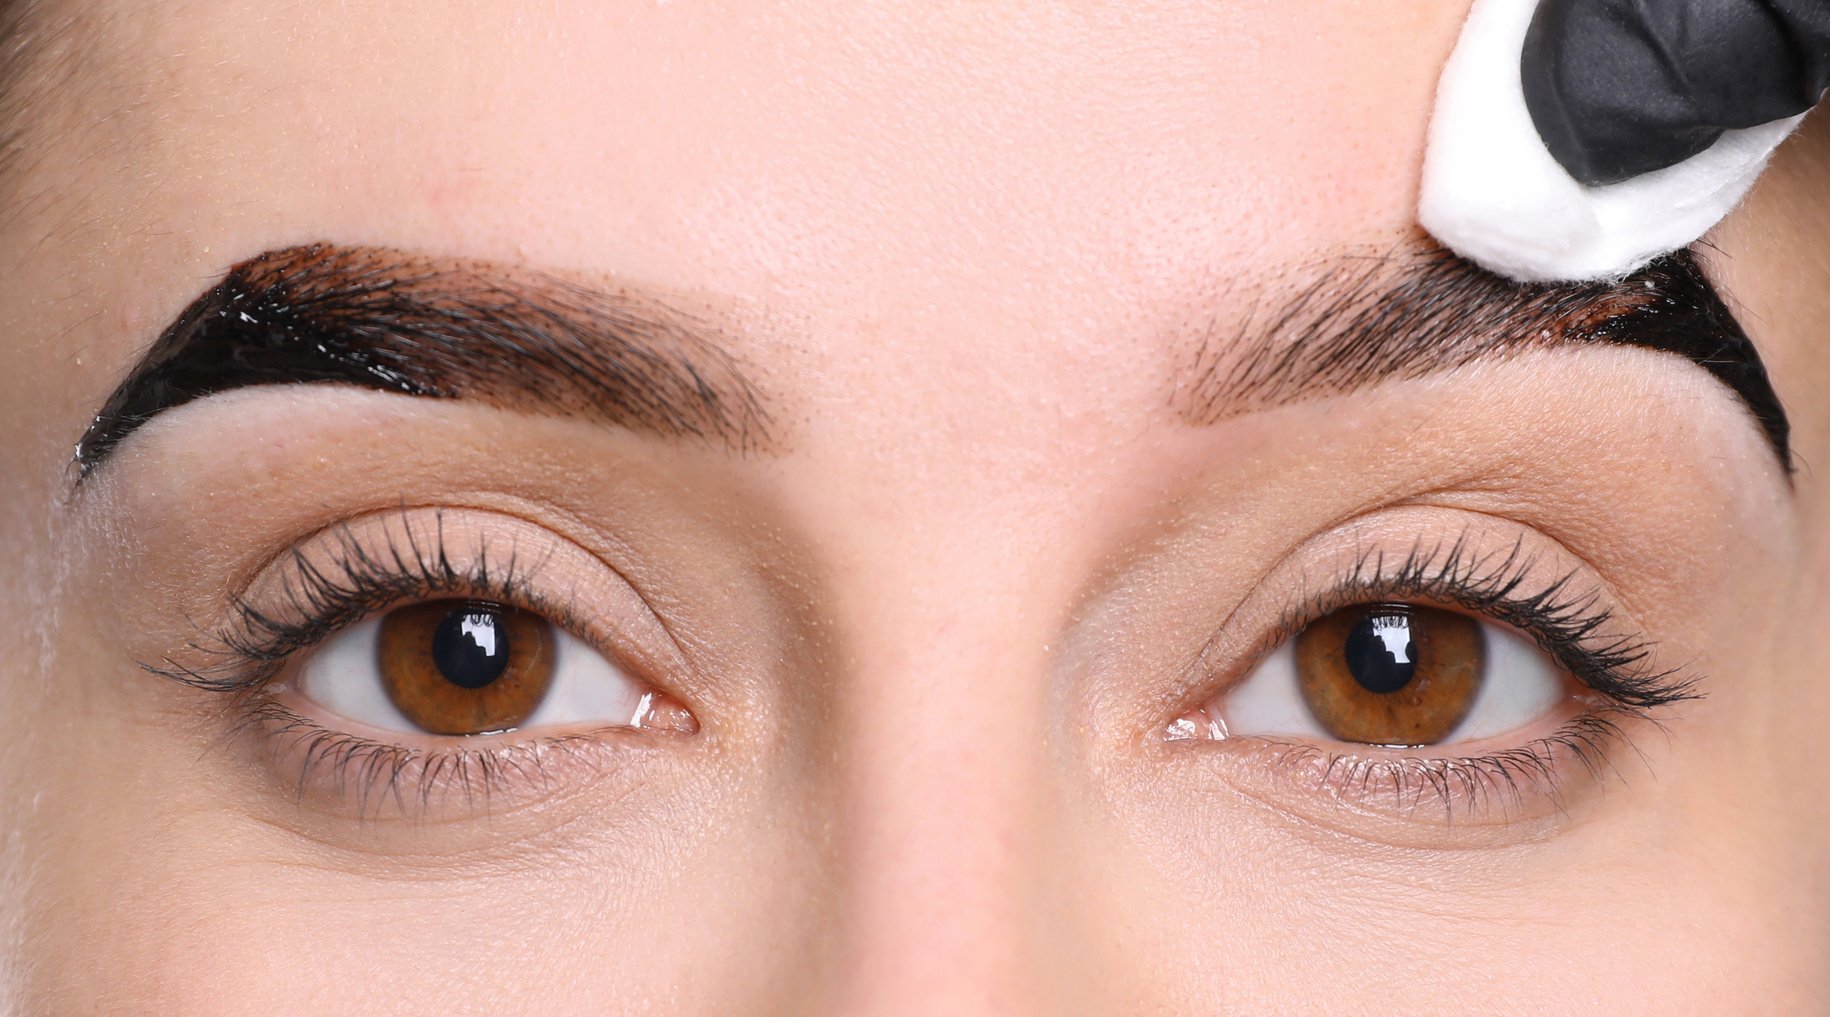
xmin=2 ymin=1 xmax=1829 ymax=1014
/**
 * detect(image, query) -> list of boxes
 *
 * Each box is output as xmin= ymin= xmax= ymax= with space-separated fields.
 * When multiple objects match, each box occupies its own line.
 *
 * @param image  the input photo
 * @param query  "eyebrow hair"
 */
xmin=76 ymin=244 xmax=773 ymax=476
xmin=1179 ymin=243 xmax=1791 ymax=467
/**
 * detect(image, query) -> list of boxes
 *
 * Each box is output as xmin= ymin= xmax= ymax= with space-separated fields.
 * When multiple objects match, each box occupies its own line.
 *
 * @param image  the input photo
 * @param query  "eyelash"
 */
xmin=150 ymin=511 xmax=635 ymax=817
xmin=154 ymin=515 xmax=1696 ymax=821
xmin=157 ymin=511 xmax=571 ymax=694
xmin=1209 ymin=532 xmax=1700 ymax=818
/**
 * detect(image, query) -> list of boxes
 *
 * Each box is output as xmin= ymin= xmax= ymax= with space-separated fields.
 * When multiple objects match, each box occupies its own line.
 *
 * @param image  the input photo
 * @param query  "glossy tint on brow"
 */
xmin=75 ymin=244 xmax=773 ymax=475
xmin=1182 ymin=245 xmax=1791 ymax=467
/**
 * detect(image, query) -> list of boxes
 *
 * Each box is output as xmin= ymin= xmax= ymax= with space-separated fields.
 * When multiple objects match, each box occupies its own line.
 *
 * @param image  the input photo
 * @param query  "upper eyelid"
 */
xmin=1279 ymin=551 xmax=1692 ymax=709
xmin=155 ymin=500 xmax=1686 ymax=734
xmin=150 ymin=530 xmax=564 ymax=695
xmin=147 ymin=507 xmax=686 ymax=698
xmin=1171 ymin=512 xmax=1686 ymax=716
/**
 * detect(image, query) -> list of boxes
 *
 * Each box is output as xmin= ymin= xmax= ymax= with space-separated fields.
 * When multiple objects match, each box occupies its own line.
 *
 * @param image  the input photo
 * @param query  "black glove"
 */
xmin=1522 ymin=0 xmax=1830 ymax=186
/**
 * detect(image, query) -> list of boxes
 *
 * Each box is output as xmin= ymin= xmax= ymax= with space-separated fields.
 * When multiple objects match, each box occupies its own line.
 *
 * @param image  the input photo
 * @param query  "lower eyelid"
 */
xmin=1172 ymin=708 xmax=1636 ymax=840
xmin=238 ymin=696 xmax=664 ymax=822
xmin=1146 ymin=511 xmax=1699 ymax=832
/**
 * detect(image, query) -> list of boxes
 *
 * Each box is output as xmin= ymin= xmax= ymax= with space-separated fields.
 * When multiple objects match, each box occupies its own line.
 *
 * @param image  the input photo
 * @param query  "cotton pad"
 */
xmin=1418 ymin=0 xmax=1804 ymax=283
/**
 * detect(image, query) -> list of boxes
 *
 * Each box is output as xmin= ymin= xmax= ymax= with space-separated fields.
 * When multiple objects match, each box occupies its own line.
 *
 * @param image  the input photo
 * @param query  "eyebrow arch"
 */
xmin=1180 ymin=243 xmax=1791 ymax=469
xmin=75 ymin=244 xmax=773 ymax=477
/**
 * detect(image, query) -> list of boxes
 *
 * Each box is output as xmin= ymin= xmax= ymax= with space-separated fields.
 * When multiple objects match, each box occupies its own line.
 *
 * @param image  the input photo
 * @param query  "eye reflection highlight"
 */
xmin=379 ymin=600 xmax=557 ymax=734
xmin=1296 ymin=603 xmax=1483 ymax=745
xmin=1342 ymin=608 xmax=1422 ymax=695
xmin=291 ymin=597 xmax=684 ymax=740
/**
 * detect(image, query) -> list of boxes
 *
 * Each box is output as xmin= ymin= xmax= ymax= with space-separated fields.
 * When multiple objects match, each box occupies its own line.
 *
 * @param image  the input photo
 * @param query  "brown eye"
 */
xmin=376 ymin=600 xmax=557 ymax=735
xmin=1293 ymin=603 xmax=1485 ymax=745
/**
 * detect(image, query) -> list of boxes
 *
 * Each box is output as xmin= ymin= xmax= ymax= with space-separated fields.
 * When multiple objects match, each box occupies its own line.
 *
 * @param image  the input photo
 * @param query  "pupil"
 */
xmin=431 ymin=607 xmax=512 ymax=690
xmin=1344 ymin=608 xmax=1416 ymax=694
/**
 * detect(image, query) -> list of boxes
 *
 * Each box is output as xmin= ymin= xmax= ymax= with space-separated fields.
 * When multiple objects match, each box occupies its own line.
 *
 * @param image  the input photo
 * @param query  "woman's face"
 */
xmin=3 ymin=1 xmax=1827 ymax=1012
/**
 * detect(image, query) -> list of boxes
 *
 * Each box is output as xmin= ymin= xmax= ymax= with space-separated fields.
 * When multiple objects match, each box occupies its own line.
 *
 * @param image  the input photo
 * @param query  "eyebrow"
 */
xmin=75 ymin=244 xmax=773 ymax=476
xmin=1179 ymin=243 xmax=1791 ymax=467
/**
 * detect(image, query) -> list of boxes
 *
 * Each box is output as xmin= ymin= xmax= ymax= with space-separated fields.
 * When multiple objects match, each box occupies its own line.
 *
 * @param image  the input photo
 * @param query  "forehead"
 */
xmin=1 ymin=2 xmax=1482 ymax=480
xmin=21 ymin=2 xmax=1459 ymax=306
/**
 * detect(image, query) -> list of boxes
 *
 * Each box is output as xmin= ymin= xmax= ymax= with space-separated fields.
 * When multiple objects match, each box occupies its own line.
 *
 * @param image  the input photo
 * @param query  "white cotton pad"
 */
xmin=1418 ymin=0 xmax=1804 ymax=283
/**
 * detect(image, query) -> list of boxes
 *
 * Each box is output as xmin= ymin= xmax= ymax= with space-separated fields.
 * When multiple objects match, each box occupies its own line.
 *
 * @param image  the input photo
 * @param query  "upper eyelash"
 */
xmin=171 ymin=515 xmax=1696 ymax=715
xmin=148 ymin=508 xmax=565 ymax=695
xmin=160 ymin=513 xmax=1691 ymax=820
xmin=1275 ymin=530 xmax=1701 ymax=713
xmin=151 ymin=511 xmax=667 ymax=820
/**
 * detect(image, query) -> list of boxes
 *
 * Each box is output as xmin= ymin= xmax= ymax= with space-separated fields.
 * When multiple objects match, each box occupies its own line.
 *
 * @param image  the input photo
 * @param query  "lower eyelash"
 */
xmin=232 ymin=697 xmax=629 ymax=820
xmin=152 ymin=509 xmax=641 ymax=818
xmin=1195 ymin=529 xmax=1700 ymax=820
xmin=1245 ymin=711 xmax=1634 ymax=821
xmin=166 ymin=512 xmax=1692 ymax=820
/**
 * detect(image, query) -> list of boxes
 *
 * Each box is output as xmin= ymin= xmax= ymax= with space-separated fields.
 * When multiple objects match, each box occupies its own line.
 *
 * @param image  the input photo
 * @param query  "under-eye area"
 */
xmin=1166 ymin=521 xmax=1698 ymax=827
xmin=153 ymin=508 xmax=699 ymax=819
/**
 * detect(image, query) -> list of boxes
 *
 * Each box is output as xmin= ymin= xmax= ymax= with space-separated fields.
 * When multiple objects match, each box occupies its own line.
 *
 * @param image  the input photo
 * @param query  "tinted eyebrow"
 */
xmin=76 ymin=244 xmax=773 ymax=476
xmin=1179 ymin=243 xmax=1791 ymax=467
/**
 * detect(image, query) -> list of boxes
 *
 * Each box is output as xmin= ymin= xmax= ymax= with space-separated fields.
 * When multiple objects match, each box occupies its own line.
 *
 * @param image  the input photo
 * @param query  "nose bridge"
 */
xmin=823 ymin=582 xmax=1064 ymax=1015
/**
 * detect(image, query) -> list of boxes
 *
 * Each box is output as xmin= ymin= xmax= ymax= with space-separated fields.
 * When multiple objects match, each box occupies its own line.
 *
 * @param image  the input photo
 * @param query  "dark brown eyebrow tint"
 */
xmin=76 ymin=244 xmax=770 ymax=476
xmin=82 ymin=242 xmax=1787 ymax=479
xmin=1185 ymin=246 xmax=1791 ymax=469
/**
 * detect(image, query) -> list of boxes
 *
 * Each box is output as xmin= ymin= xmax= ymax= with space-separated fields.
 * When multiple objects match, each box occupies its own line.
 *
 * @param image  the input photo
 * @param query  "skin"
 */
xmin=2 ymin=1 xmax=1828 ymax=1013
